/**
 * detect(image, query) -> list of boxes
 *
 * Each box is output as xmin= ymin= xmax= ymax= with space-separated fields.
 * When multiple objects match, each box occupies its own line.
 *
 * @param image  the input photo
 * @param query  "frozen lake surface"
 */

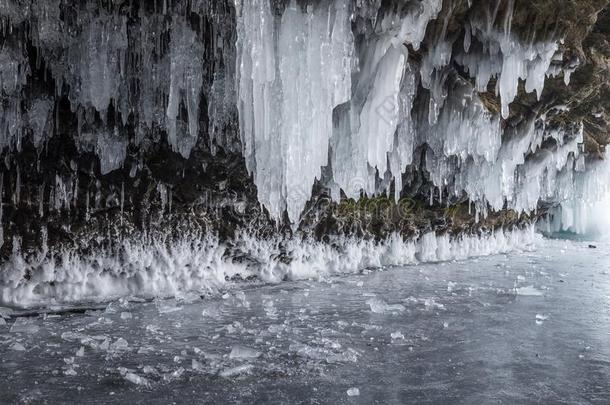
xmin=1 ymin=237 xmax=609 ymax=404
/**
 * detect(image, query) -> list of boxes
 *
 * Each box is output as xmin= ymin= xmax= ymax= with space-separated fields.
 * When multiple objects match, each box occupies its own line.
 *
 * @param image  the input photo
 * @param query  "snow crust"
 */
xmin=0 ymin=225 xmax=539 ymax=307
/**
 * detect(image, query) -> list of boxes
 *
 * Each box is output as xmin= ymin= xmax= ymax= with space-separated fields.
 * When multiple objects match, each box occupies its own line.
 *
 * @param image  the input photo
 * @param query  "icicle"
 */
xmin=85 ymin=190 xmax=90 ymax=222
xmin=168 ymin=188 xmax=172 ymax=215
xmin=38 ymin=183 xmax=44 ymax=217
xmin=236 ymin=0 xmax=355 ymax=222
xmin=13 ymin=166 xmax=20 ymax=205
xmin=158 ymin=183 xmax=168 ymax=213
xmin=0 ymin=173 xmax=3 ymax=251
xmin=120 ymin=182 xmax=125 ymax=226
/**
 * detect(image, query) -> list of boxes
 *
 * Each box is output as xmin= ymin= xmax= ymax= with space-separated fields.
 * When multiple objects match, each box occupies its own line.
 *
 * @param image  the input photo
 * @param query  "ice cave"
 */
xmin=0 ymin=0 xmax=609 ymax=403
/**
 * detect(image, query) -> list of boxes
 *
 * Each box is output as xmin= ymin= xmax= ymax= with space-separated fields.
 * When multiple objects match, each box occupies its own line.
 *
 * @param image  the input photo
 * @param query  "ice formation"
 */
xmin=0 ymin=225 xmax=539 ymax=307
xmin=539 ymin=157 xmax=610 ymax=235
xmin=234 ymin=0 xmax=602 ymax=224
xmin=0 ymin=0 xmax=238 ymax=160
xmin=0 ymin=0 xmax=605 ymax=229
xmin=236 ymin=0 xmax=355 ymax=220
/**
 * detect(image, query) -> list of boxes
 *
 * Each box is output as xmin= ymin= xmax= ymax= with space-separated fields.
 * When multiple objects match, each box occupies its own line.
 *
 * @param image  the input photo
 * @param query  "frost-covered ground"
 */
xmin=1 ymin=237 xmax=609 ymax=404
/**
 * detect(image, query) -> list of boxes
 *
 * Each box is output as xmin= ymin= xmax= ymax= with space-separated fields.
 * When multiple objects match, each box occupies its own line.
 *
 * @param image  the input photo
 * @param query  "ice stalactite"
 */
xmin=236 ymin=0 xmax=599 ymax=224
xmin=325 ymin=0 xmax=442 ymax=203
xmin=456 ymin=28 xmax=560 ymax=120
xmin=0 ymin=42 xmax=29 ymax=151
xmin=95 ymin=128 xmax=129 ymax=175
xmin=0 ymin=0 xmax=606 ymax=233
xmin=237 ymin=0 xmax=444 ymax=220
xmin=0 ymin=1 xmax=239 ymax=177
xmin=0 ymin=173 xmax=3 ymax=251
xmin=236 ymin=0 xmax=355 ymax=221
xmin=166 ymin=20 xmax=204 ymax=159
xmin=540 ymin=157 xmax=610 ymax=235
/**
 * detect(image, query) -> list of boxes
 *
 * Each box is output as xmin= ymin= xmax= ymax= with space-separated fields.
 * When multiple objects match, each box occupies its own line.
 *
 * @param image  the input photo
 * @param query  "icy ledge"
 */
xmin=0 ymin=226 xmax=540 ymax=308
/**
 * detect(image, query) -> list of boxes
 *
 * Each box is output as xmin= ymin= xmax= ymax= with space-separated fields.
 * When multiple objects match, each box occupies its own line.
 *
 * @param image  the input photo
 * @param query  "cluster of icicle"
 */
xmin=0 ymin=0 xmax=606 ymax=233
xmin=539 ymin=157 xmax=610 ymax=235
xmin=235 ymin=0 xmax=598 ymax=225
xmin=0 ymin=0 xmax=238 ymax=168
xmin=0 ymin=225 xmax=539 ymax=307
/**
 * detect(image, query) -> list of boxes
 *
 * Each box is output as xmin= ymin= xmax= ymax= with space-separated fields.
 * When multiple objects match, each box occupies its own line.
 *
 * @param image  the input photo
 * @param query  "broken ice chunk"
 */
xmin=191 ymin=359 xmax=205 ymax=371
xmin=124 ymin=372 xmax=149 ymax=387
xmin=515 ymin=286 xmax=544 ymax=296
xmin=0 ymin=307 xmax=14 ymax=318
xmin=64 ymin=367 xmax=77 ymax=376
xmin=347 ymin=387 xmax=360 ymax=397
xmin=109 ymin=338 xmax=129 ymax=352
xmin=99 ymin=339 xmax=110 ymax=351
xmin=535 ymin=314 xmax=549 ymax=325
xmin=9 ymin=342 xmax=26 ymax=351
xmin=157 ymin=302 xmax=183 ymax=314
xmin=423 ymin=299 xmax=446 ymax=311
xmin=10 ymin=318 xmax=40 ymax=334
xmin=366 ymin=298 xmax=405 ymax=314
xmin=219 ymin=364 xmax=254 ymax=378
xmin=391 ymin=331 xmax=405 ymax=340
xmin=229 ymin=345 xmax=261 ymax=360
